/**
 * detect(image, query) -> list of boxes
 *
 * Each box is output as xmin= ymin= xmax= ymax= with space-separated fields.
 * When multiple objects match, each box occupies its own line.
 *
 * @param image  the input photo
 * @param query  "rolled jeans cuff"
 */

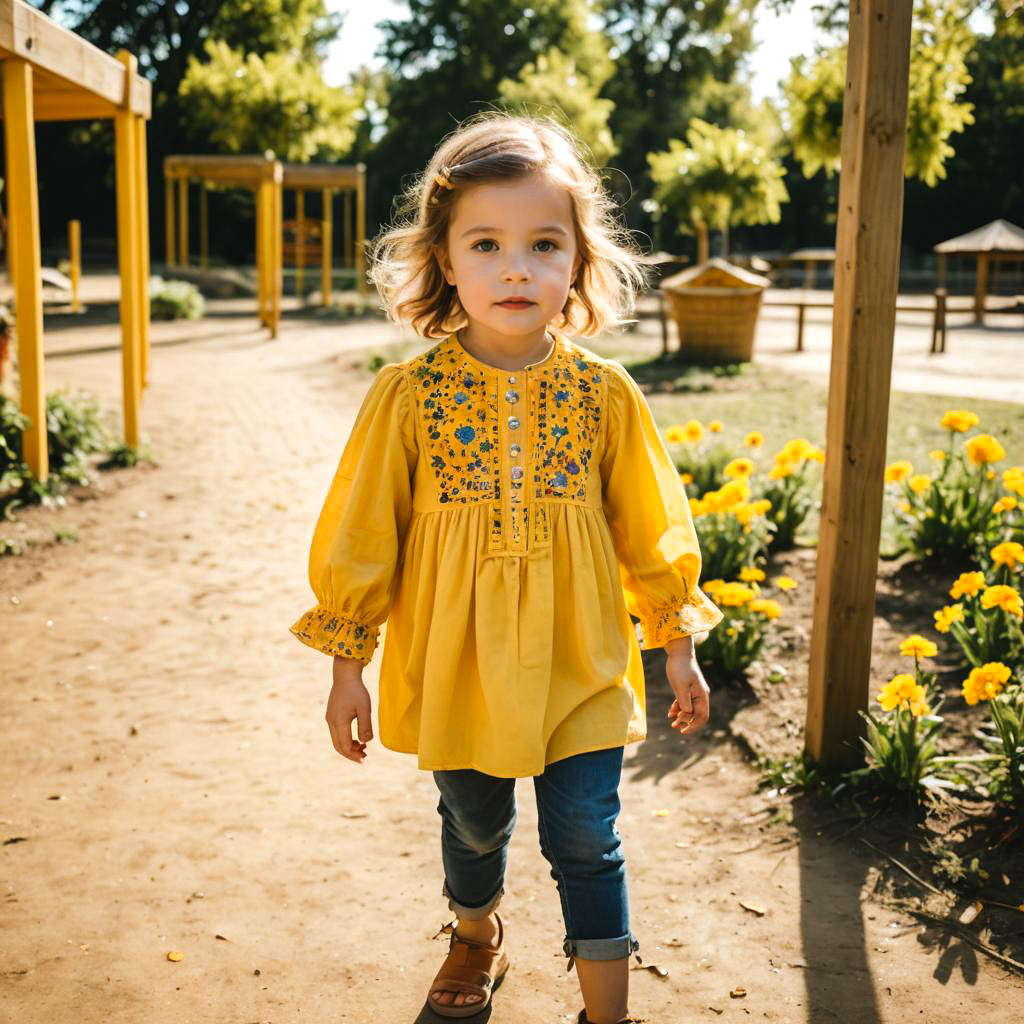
xmin=442 ymin=880 xmax=505 ymax=920
xmin=563 ymin=932 xmax=640 ymax=967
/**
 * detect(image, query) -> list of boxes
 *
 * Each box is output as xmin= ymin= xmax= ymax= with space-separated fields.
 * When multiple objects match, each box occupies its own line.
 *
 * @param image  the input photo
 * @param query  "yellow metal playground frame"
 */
xmin=1 ymin=0 xmax=151 ymax=480
xmin=162 ymin=156 xmax=367 ymax=339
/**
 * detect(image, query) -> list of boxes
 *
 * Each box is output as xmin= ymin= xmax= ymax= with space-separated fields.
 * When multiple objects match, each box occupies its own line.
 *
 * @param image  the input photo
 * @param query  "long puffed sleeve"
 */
xmin=599 ymin=360 xmax=724 ymax=649
xmin=290 ymin=364 xmax=418 ymax=663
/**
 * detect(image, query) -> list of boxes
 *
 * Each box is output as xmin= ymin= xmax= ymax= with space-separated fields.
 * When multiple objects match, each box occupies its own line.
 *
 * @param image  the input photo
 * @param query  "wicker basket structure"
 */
xmin=660 ymin=258 xmax=771 ymax=362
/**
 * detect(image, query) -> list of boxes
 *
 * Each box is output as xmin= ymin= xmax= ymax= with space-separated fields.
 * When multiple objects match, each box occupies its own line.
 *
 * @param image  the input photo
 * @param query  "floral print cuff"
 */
xmin=636 ymin=587 xmax=725 ymax=649
xmin=289 ymin=606 xmax=379 ymax=662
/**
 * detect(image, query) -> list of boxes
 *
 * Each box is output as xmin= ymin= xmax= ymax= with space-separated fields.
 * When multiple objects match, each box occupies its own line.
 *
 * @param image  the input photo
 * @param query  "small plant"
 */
xmin=960 ymin=663 xmax=1024 ymax=811
xmin=846 ymin=637 xmax=952 ymax=807
xmin=98 ymin=440 xmax=153 ymax=469
xmin=689 ymin=475 xmax=775 ymax=580
xmin=150 ymin=276 xmax=206 ymax=321
xmin=758 ymin=438 xmax=823 ymax=551
xmin=666 ymin=417 xmax=733 ymax=494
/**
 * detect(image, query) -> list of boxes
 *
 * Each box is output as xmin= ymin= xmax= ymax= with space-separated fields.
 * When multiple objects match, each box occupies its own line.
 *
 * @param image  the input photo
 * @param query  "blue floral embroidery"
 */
xmin=455 ymin=425 xmax=476 ymax=444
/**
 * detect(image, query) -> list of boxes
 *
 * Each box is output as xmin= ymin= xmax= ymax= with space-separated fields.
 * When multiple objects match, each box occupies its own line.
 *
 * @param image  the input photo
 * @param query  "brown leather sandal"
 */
xmin=576 ymin=1010 xmax=648 ymax=1023
xmin=428 ymin=914 xmax=510 ymax=1018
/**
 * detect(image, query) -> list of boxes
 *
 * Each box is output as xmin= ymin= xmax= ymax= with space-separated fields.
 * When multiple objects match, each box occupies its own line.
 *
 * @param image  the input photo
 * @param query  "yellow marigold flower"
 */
xmin=773 ymin=575 xmax=798 ymax=591
xmin=724 ymin=457 xmax=755 ymax=479
xmin=991 ymin=541 xmax=1024 ymax=570
xmin=940 ymin=409 xmax=980 ymax=433
xmin=740 ymin=566 xmax=766 ymax=582
xmin=981 ymin=585 xmax=1024 ymax=618
xmin=748 ymin=598 xmax=782 ymax=619
xmin=733 ymin=502 xmax=753 ymax=526
xmin=929 ymin=450 xmax=946 ymax=462
xmin=718 ymin=479 xmax=750 ymax=507
xmin=899 ymin=635 xmax=938 ymax=659
xmin=665 ymin=425 xmax=687 ymax=443
xmin=683 ymin=419 xmax=704 ymax=442
xmin=725 ymin=626 xmax=737 ymax=637
xmin=703 ymin=578 xmax=726 ymax=596
xmin=680 ymin=471 xmax=694 ymax=485
xmin=715 ymin=583 xmax=756 ymax=607
xmin=750 ymin=499 xmax=771 ymax=516
xmin=933 ymin=604 xmax=964 ymax=633
xmin=899 ymin=501 xmax=912 ymax=514
xmin=689 ymin=496 xmax=705 ymax=517
xmin=779 ymin=438 xmax=816 ymax=461
xmin=769 ymin=459 xmax=795 ymax=480
xmin=708 ymin=420 xmax=724 ymax=433
xmin=962 ymin=662 xmax=1012 ymax=705
xmin=966 ymin=434 xmax=1006 ymax=466
xmin=908 ymin=474 xmax=931 ymax=494
xmin=877 ymin=674 xmax=929 ymax=714
xmin=806 ymin=448 xmax=825 ymax=464
xmin=1003 ymin=467 xmax=1024 ymax=497
xmin=744 ymin=430 xmax=764 ymax=448
xmin=994 ymin=496 xmax=1018 ymax=513
xmin=950 ymin=571 xmax=986 ymax=600
xmin=884 ymin=460 xmax=913 ymax=484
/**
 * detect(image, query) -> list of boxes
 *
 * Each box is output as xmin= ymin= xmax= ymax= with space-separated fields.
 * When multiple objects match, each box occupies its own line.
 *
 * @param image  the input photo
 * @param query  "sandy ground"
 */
xmin=2 ymin=296 xmax=1023 ymax=1023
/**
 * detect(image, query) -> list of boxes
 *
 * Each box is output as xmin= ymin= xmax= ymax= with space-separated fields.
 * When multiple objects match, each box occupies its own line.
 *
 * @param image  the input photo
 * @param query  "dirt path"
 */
xmin=1 ymin=309 xmax=1020 ymax=1023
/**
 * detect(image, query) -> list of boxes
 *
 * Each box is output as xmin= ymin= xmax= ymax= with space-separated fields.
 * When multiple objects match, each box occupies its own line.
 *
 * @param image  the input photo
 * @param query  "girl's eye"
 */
xmin=535 ymin=239 xmax=558 ymax=253
xmin=472 ymin=239 xmax=498 ymax=253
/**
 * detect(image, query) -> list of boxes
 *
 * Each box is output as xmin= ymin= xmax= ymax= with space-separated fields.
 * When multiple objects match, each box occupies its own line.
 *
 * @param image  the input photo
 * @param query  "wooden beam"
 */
xmin=975 ymin=252 xmax=988 ymax=324
xmin=355 ymin=163 xmax=366 ymax=294
xmin=135 ymin=113 xmax=150 ymax=391
xmin=271 ymin=175 xmax=282 ymax=336
xmin=805 ymin=0 xmax=914 ymax=771
xmin=164 ymin=174 xmax=175 ymax=267
xmin=2 ymin=57 xmax=46 ymax=479
xmin=68 ymin=218 xmax=81 ymax=312
xmin=177 ymin=175 xmax=188 ymax=267
xmin=0 ymin=1 xmax=151 ymax=116
xmin=321 ymin=187 xmax=333 ymax=309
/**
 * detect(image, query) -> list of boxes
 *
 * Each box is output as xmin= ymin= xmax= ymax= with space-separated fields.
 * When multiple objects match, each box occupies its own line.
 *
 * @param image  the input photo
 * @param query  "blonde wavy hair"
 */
xmin=367 ymin=112 xmax=650 ymax=340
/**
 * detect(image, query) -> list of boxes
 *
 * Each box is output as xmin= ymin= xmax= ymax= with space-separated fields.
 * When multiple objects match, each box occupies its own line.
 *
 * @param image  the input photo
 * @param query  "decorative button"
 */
xmin=510 ymin=444 xmax=521 ymax=457
xmin=508 ymin=375 xmax=517 ymax=385
xmin=507 ymin=416 xmax=520 ymax=430
xmin=505 ymin=389 xmax=520 ymax=404
xmin=510 ymin=466 xmax=524 ymax=481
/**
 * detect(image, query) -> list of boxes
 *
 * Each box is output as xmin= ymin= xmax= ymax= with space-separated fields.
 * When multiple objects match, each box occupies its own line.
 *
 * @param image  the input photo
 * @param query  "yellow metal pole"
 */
xmin=165 ymin=174 xmax=175 ymax=267
xmin=272 ymin=174 xmax=282 ymax=337
xmin=321 ymin=187 xmax=333 ymax=309
xmin=355 ymin=164 xmax=366 ymax=295
xmin=200 ymin=179 xmax=208 ymax=270
xmin=3 ymin=59 xmax=47 ymax=480
xmin=115 ymin=52 xmax=142 ymax=446
xmin=295 ymin=188 xmax=304 ymax=299
xmin=256 ymin=182 xmax=267 ymax=326
xmin=69 ymin=219 xmax=82 ymax=313
xmin=134 ymin=115 xmax=151 ymax=392
xmin=177 ymin=175 xmax=188 ymax=267
xmin=343 ymin=189 xmax=352 ymax=268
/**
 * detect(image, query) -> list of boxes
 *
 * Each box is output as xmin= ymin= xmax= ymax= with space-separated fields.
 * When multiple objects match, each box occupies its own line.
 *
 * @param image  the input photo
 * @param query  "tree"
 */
xmin=497 ymin=47 xmax=618 ymax=167
xmin=179 ymin=40 xmax=361 ymax=160
xmin=782 ymin=0 xmax=976 ymax=186
xmin=648 ymin=118 xmax=789 ymax=261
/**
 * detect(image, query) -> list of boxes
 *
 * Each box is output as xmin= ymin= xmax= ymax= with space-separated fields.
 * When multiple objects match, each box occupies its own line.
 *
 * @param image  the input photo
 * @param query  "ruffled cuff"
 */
xmin=636 ymin=587 xmax=725 ymax=649
xmin=289 ymin=605 xmax=380 ymax=662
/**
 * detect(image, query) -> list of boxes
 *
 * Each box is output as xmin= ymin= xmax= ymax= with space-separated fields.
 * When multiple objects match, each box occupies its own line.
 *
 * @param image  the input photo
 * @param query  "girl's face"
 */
xmin=438 ymin=171 xmax=581 ymax=344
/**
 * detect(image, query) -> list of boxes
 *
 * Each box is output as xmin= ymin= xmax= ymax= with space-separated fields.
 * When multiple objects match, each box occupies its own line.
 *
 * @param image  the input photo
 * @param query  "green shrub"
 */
xmin=150 ymin=276 xmax=206 ymax=320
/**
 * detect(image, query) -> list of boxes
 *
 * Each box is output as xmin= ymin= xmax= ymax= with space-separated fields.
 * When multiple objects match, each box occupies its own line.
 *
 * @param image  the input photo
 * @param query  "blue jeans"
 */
xmin=432 ymin=745 xmax=640 ymax=968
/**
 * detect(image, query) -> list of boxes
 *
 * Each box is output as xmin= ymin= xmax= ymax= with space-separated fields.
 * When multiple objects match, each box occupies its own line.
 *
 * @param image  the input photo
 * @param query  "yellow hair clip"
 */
xmin=434 ymin=166 xmax=454 ymax=190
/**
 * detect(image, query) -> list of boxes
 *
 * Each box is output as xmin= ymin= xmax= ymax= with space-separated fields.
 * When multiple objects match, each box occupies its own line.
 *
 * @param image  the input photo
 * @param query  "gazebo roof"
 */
xmin=164 ymin=154 xmax=364 ymax=190
xmin=789 ymin=247 xmax=836 ymax=261
xmin=933 ymin=219 xmax=1024 ymax=254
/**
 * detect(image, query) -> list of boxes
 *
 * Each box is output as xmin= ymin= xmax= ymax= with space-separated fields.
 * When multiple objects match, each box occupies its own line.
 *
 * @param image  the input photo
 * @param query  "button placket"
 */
xmin=503 ymin=370 xmax=528 ymax=552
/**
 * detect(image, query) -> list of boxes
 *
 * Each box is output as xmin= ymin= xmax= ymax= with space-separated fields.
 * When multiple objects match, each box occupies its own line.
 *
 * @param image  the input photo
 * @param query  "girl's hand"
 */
xmin=665 ymin=647 xmax=711 ymax=736
xmin=326 ymin=657 xmax=373 ymax=763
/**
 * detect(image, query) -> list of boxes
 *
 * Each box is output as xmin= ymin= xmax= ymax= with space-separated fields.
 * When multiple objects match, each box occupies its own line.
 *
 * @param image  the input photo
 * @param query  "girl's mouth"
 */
xmin=496 ymin=300 xmax=535 ymax=310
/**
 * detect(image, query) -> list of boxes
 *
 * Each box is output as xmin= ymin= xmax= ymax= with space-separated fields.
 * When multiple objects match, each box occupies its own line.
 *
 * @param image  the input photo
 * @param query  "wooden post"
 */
xmin=256 ymin=182 xmax=267 ymax=327
xmin=937 ymin=251 xmax=946 ymax=290
xmin=321 ymin=187 xmax=333 ymax=309
xmin=343 ymin=189 xmax=352 ymax=268
xmin=69 ymin=219 xmax=81 ymax=313
xmin=355 ymin=163 xmax=366 ymax=295
xmin=805 ymin=0 xmax=913 ymax=771
xmin=804 ymin=259 xmax=815 ymax=290
xmin=115 ymin=52 xmax=142 ymax=447
xmin=295 ymin=188 xmax=305 ymax=299
xmin=658 ymin=290 xmax=669 ymax=357
xmin=796 ymin=302 xmax=806 ymax=352
xmin=134 ymin=115 xmax=151 ymax=392
xmin=696 ymin=223 xmax=708 ymax=266
xmin=165 ymin=174 xmax=175 ymax=267
xmin=3 ymin=58 xmax=47 ymax=479
xmin=200 ymin=179 xmax=209 ymax=270
xmin=177 ymin=175 xmax=189 ymax=267
xmin=271 ymin=174 xmax=282 ymax=336
xmin=932 ymin=288 xmax=947 ymax=354
xmin=975 ymin=251 xmax=988 ymax=324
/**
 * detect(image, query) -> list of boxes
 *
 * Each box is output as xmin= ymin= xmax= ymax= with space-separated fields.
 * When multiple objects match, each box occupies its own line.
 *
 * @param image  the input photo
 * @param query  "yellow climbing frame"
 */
xmin=163 ymin=155 xmax=366 ymax=336
xmin=1 ymin=1 xmax=151 ymax=480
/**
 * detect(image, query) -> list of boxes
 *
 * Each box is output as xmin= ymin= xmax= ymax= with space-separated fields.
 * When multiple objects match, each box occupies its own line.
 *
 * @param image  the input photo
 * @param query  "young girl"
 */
xmin=290 ymin=112 xmax=724 ymax=1024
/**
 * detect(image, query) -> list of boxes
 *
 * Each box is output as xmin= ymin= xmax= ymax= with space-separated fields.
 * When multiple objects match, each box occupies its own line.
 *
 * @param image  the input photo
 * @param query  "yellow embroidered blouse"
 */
xmin=290 ymin=330 xmax=724 ymax=777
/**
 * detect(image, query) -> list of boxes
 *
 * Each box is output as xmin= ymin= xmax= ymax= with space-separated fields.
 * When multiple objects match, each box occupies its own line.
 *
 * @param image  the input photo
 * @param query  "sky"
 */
xmin=322 ymin=0 xmax=823 ymax=103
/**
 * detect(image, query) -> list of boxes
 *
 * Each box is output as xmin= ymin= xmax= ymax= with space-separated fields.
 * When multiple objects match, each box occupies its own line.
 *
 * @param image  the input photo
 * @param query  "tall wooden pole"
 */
xmin=321 ymin=187 xmax=333 ymax=309
xmin=975 ymin=252 xmax=988 ymax=324
xmin=165 ymin=174 xmax=175 ymax=267
xmin=3 ymin=58 xmax=47 ymax=479
xmin=134 ymin=115 xmax=151 ymax=392
xmin=256 ymin=182 xmax=267 ymax=327
xmin=271 ymin=174 xmax=282 ymax=336
xmin=355 ymin=163 xmax=366 ymax=295
xmin=114 ymin=52 xmax=142 ymax=447
xmin=805 ymin=0 xmax=913 ymax=771
xmin=177 ymin=175 xmax=188 ymax=267
xmin=295 ymin=188 xmax=305 ymax=299
xmin=200 ymin=180 xmax=209 ymax=270
xmin=69 ymin=219 xmax=82 ymax=313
